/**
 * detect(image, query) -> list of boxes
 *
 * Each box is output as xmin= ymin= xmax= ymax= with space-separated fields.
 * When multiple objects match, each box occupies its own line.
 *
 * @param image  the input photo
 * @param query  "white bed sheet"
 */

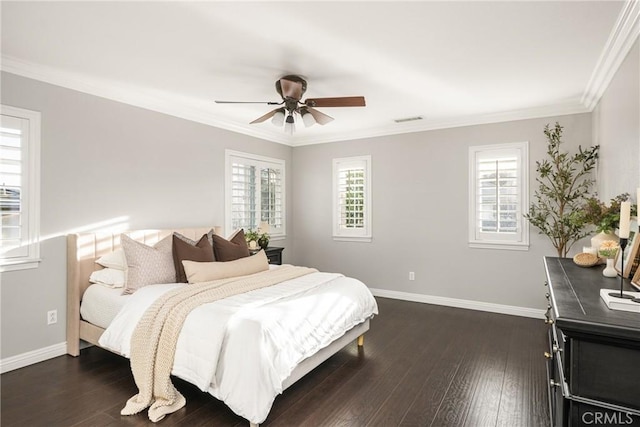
xmin=99 ymin=270 xmax=378 ymax=424
xmin=80 ymin=284 xmax=130 ymax=329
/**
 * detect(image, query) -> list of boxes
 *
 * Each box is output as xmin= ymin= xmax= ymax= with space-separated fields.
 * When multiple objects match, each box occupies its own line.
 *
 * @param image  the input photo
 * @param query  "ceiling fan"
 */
xmin=215 ymin=75 xmax=366 ymax=134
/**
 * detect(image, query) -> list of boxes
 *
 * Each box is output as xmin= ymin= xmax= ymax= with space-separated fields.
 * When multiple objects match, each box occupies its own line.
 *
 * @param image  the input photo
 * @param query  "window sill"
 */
xmin=333 ymin=236 xmax=372 ymax=243
xmin=0 ymin=259 xmax=42 ymax=273
xmin=469 ymin=242 xmax=529 ymax=251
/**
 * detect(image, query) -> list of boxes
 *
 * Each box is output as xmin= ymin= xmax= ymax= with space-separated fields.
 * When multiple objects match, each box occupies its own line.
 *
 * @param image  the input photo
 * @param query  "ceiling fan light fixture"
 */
xmin=271 ymin=108 xmax=285 ymax=127
xmin=218 ymin=75 xmax=365 ymax=133
xmin=284 ymin=115 xmax=295 ymax=135
xmin=300 ymin=108 xmax=316 ymax=127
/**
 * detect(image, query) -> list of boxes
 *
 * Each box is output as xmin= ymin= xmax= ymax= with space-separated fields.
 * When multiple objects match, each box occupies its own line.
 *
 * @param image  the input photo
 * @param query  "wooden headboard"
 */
xmin=66 ymin=227 xmax=218 ymax=356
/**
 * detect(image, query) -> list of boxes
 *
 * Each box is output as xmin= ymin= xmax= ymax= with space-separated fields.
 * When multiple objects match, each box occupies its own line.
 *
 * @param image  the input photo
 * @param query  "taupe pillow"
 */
xmin=212 ymin=229 xmax=250 ymax=261
xmin=121 ymin=234 xmax=176 ymax=294
xmin=182 ymin=250 xmax=269 ymax=284
xmin=173 ymin=229 xmax=214 ymax=248
xmin=172 ymin=233 xmax=215 ymax=283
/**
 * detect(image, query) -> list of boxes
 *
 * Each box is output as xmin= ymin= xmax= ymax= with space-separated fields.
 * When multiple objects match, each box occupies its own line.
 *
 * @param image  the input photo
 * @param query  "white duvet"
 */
xmin=99 ymin=269 xmax=378 ymax=424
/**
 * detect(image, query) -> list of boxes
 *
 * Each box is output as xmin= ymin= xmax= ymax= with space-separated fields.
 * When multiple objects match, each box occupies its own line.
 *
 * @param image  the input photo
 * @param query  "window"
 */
xmin=469 ymin=142 xmax=528 ymax=250
xmin=1 ymin=105 xmax=41 ymax=271
xmin=333 ymin=155 xmax=372 ymax=242
xmin=225 ymin=150 xmax=285 ymax=238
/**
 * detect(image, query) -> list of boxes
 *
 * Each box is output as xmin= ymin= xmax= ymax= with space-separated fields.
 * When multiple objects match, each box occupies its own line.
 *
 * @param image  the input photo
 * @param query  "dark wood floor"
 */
xmin=1 ymin=298 xmax=549 ymax=426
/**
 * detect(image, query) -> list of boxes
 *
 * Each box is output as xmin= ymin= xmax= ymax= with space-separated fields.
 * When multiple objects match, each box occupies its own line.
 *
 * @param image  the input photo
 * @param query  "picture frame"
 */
xmin=615 ymin=218 xmax=639 ymax=278
xmin=631 ymin=266 xmax=640 ymax=292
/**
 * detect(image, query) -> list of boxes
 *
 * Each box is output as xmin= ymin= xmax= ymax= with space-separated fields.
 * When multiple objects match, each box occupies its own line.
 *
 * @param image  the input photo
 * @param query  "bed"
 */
xmin=66 ymin=227 xmax=378 ymax=426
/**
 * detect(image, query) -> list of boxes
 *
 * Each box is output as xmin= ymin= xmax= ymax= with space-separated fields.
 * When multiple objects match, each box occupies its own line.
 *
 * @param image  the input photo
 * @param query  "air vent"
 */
xmin=394 ymin=116 xmax=423 ymax=123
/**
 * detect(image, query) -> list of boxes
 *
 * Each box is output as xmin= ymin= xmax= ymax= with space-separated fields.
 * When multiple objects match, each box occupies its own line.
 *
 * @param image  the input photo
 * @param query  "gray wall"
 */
xmin=0 ymin=72 xmax=293 ymax=359
xmin=593 ymin=39 xmax=640 ymax=200
xmin=289 ymin=114 xmax=593 ymax=310
xmin=2 ymin=35 xmax=638 ymax=361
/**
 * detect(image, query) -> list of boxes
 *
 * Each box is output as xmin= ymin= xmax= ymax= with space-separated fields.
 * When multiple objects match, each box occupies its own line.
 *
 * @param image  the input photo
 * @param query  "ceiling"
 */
xmin=1 ymin=1 xmax=635 ymax=146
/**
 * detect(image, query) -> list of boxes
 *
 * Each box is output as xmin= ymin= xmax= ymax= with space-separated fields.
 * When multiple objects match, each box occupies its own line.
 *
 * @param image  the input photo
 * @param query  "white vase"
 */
xmin=591 ymin=231 xmax=618 ymax=253
xmin=602 ymin=258 xmax=617 ymax=277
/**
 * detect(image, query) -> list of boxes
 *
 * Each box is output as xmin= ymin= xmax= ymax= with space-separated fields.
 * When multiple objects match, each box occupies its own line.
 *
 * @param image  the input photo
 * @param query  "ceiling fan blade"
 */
xmin=215 ymin=100 xmax=281 ymax=105
xmin=279 ymin=78 xmax=304 ymax=100
xmin=250 ymin=109 xmax=280 ymax=124
xmin=305 ymin=107 xmax=334 ymax=125
xmin=304 ymin=96 xmax=366 ymax=108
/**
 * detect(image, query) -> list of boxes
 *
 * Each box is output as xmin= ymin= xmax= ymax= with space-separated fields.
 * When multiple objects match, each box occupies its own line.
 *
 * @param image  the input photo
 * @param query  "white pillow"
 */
xmin=182 ymin=250 xmax=269 ymax=284
xmin=89 ymin=268 xmax=125 ymax=288
xmin=96 ymin=248 xmax=127 ymax=271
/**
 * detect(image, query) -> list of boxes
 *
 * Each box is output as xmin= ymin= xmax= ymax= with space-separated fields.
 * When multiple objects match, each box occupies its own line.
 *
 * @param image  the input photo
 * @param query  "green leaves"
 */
xmin=524 ymin=122 xmax=599 ymax=257
xmin=581 ymin=193 xmax=635 ymax=233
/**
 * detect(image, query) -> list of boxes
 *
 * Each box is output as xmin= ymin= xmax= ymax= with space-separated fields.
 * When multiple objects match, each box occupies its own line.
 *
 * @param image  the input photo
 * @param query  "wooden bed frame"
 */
xmin=66 ymin=227 xmax=369 ymax=425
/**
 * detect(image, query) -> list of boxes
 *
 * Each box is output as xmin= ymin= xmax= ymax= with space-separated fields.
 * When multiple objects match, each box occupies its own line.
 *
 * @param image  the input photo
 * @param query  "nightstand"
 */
xmin=250 ymin=246 xmax=284 ymax=265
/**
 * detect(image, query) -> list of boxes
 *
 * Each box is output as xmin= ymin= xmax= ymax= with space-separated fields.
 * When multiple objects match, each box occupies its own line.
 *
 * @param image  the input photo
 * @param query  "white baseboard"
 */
xmin=0 ymin=342 xmax=67 ymax=374
xmin=370 ymin=288 xmax=546 ymax=319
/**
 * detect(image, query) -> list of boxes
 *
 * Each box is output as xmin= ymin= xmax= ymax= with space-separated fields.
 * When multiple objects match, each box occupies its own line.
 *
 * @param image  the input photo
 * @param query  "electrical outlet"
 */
xmin=47 ymin=310 xmax=57 ymax=325
xmin=409 ymin=271 xmax=415 ymax=281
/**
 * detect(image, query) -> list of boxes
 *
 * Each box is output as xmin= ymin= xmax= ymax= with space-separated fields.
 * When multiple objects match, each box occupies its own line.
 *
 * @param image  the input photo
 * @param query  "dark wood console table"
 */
xmin=544 ymin=257 xmax=640 ymax=426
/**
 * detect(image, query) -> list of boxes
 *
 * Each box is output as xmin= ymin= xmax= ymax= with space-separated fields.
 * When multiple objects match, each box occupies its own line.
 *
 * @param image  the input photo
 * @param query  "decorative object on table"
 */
xmin=630 ymin=186 xmax=640 ymax=293
xmin=257 ymin=221 xmax=270 ymax=250
xmin=615 ymin=217 xmax=639 ymax=277
xmin=258 ymin=235 xmax=269 ymax=250
xmin=573 ymin=252 xmax=600 ymax=267
xmin=608 ymin=201 xmax=635 ymax=300
xmin=631 ymin=266 xmax=640 ymax=291
xmin=599 ymin=289 xmax=640 ymax=313
xmin=624 ymin=236 xmax=640 ymax=278
xmin=525 ymin=122 xmax=599 ymax=257
xmin=590 ymin=231 xmax=619 ymax=253
xmin=598 ymin=240 xmax=620 ymax=277
xmin=244 ymin=229 xmax=259 ymax=250
xmin=582 ymin=193 xmax=637 ymax=252
xmin=573 ymin=252 xmax=599 ymax=267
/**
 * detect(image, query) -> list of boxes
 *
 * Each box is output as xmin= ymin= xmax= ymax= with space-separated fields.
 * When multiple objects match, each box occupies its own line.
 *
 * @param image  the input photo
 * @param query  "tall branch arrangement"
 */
xmin=525 ymin=123 xmax=599 ymax=257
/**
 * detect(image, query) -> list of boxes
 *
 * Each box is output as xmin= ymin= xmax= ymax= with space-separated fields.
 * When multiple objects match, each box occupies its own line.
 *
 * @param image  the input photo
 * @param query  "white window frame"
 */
xmin=468 ymin=142 xmax=529 ymax=251
xmin=333 ymin=155 xmax=372 ymax=242
xmin=225 ymin=150 xmax=286 ymax=239
xmin=1 ymin=105 xmax=41 ymax=272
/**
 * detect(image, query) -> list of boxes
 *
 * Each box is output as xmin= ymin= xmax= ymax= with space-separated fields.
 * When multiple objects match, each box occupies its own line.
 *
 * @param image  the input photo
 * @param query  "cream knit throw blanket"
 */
xmin=121 ymin=265 xmax=317 ymax=422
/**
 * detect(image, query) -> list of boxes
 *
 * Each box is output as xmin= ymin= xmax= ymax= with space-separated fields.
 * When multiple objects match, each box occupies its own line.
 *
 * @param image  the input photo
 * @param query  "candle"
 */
xmin=619 ymin=201 xmax=631 ymax=239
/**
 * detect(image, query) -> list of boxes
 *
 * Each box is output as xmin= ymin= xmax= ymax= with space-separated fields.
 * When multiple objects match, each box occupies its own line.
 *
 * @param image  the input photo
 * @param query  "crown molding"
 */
xmin=0 ymin=55 xmax=294 ymax=146
xmin=0 ymin=54 xmax=603 ymax=147
xmin=582 ymin=0 xmax=640 ymax=111
xmin=290 ymin=102 xmax=590 ymax=146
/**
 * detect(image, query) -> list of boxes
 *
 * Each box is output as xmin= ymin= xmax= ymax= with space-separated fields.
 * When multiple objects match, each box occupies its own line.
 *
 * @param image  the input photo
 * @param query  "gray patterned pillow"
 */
xmin=121 ymin=234 xmax=176 ymax=294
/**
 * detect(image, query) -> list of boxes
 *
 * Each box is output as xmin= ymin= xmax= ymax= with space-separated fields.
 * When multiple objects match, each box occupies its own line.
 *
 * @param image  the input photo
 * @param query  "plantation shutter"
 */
xmin=230 ymin=161 xmax=257 ymax=231
xmin=468 ymin=142 xmax=529 ymax=250
xmin=259 ymin=166 xmax=283 ymax=231
xmin=338 ymin=167 xmax=365 ymax=229
xmin=476 ymin=156 xmax=518 ymax=234
xmin=333 ymin=156 xmax=371 ymax=241
xmin=227 ymin=151 xmax=285 ymax=237
xmin=1 ymin=114 xmax=29 ymax=258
